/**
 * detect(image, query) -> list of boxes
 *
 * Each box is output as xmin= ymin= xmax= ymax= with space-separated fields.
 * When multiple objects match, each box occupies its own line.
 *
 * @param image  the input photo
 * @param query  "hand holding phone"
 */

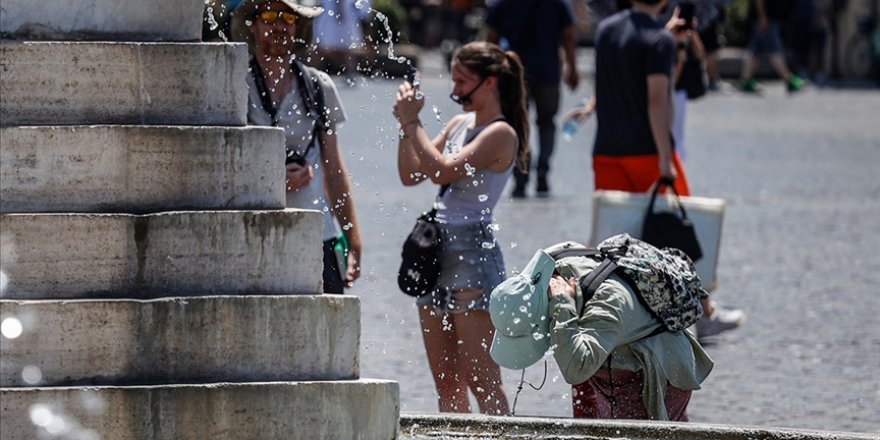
xmin=678 ymin=2 xmax=695 ymax=30
xmin=405 ymin=67 xmax=419 ymax=88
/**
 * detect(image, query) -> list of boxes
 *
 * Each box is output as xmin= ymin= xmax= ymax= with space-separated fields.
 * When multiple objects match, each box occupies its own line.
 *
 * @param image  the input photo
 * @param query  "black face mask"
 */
xmin=450 ymin=77 xmax=488 ymax=106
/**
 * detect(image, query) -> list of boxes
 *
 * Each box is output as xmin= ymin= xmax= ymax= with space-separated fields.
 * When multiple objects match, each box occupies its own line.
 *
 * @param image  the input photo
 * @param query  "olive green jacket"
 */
xmin=549 ymin=255 xmax=714 ymax=420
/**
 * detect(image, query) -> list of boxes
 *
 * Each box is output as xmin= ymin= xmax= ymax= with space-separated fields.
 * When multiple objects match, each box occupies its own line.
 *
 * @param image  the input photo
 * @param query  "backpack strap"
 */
xmin=548 ymin=241 xmax=669 ymax=338
xmin=578 ymin=257 xmax=617 ymax=316
xmin=577 ymin=253 xmax=668 ymax=340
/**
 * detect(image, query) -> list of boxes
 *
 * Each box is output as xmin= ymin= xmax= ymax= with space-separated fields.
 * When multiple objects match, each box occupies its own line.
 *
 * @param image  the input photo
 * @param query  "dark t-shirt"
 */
xmin=748 ymin=0 xmax=796 ymax=22
xmin=593 ymin=10 xmax=675 ymax=156
xmin=485 ymin=0 xmax=574 ymax=85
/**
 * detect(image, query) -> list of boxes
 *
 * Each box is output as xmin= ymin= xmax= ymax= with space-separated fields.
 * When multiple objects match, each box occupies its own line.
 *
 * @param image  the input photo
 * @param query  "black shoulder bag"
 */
xmin=398 ymin=185 xmax=450 ymax=297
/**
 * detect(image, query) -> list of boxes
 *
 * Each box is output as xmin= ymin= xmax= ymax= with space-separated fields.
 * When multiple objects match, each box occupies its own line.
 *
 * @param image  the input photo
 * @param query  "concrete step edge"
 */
xmin=2 ymin=380 xmax=400 ymax=440
xmin=0 ymin=210 xmax=323 ymax=299
xmin=0 ymin=0 xmax=205 ymax=42
xmin=399 ymin=413 xmax=874 ymax=440
xmin=1 ymin=294 xmax=359 ymax=387
xmin=0 ymin=41 xmax=248 ymax=126
xmin=1 ymin=125 xmax=287 ymax=213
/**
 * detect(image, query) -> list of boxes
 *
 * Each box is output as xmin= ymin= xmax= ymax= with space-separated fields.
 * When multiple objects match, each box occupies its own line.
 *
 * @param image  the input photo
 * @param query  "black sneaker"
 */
xmin=512 ymin=184 xmax=526 ymax=199
xmin=536 ymin=176 xmax=550 ymax=197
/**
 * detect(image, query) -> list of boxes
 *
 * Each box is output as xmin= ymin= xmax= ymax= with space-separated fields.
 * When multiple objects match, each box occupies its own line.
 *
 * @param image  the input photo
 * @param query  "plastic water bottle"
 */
xmin=562 ymin=118 xmax=580 ymax=142
xmin=562 ymin=98 xmax=589 ymax=142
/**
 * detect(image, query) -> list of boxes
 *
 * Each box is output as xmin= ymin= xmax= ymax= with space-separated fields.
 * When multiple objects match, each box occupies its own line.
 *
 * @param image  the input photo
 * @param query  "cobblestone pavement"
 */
xmin=334 ymin=51 xmax=879 ymax=434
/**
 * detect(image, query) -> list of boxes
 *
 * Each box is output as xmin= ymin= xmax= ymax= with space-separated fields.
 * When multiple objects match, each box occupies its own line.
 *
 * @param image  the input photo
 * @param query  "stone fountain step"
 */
xmin=0 ymin=210 xmax=323 ymax=299
xmin=0 ymin=0 xmax=205 ymax=41
xmin=0 ymin=41 xmax=248 ymax=127
xmin=1 ymin=380 xmax=399 ymax=439
xmin=0 ymin=125 xmax=286 ymax=214
xmin=0 ymin=295 xmax=360 ymax=387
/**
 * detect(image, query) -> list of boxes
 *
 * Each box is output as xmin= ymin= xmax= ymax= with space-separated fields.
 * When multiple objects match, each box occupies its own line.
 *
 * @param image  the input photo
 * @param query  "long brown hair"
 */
xmin=454 ymin=42 xmax=530 ymax=173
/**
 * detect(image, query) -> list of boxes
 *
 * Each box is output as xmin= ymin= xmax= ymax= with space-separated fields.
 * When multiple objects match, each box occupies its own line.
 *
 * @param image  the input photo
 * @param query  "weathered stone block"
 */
xmin=0 ymin=381 xmax=399 ymax=439
xmin=0 ymin=0 xmax=205 ymax=41
xmin=0 ymin=42 xmax=248 ymax=126
xmin=0 ymin=295 xmax=359 ymax=386
xmin=0 ymin=210 xmax=323 ymax=299
xmin=0 ymin=126 xmax=286 ymax=213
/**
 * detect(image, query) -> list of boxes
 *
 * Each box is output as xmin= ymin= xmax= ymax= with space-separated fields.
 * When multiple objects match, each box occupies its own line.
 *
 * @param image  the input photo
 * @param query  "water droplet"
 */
xmin=478 ymin=194 xmax=489 ymax=202
xmin=1 ymin=317 xmax=22 ymax=339
xmin=29 ymin=404 xmax=53 ymax=427
xmin=22 ymin=365 xmax=42 ymax=385
xmin=464 ymin=163 xmax=476 ymax=176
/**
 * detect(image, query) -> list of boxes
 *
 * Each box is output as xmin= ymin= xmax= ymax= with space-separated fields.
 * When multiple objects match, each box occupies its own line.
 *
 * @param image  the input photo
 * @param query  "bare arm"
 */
xmin=320 ymin=130 xmax=362 ymax=285
xmin=394 ymin=83 xmax=516 ymax=185
xmin=562 ymin=25 xmax=580 ymax=90
xmin=646 ymin=74 xmax=674 ymax=179
xmin=401 ymin=118 xmax=517 ymax=185
xmin=754 ymin=0 xmax=768 ymax=30
xmin=397 ymin=114 xmax=462 ymax=186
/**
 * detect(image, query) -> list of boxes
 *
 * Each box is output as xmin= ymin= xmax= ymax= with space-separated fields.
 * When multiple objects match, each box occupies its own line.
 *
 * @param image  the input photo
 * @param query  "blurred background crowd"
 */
xmin=205 ymin=0 xmax=879 ymax=85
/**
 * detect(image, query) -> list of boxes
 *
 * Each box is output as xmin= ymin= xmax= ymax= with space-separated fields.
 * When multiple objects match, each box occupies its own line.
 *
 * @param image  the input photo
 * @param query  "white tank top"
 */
xmin=436 ymin=113 xmax=516 ymax=225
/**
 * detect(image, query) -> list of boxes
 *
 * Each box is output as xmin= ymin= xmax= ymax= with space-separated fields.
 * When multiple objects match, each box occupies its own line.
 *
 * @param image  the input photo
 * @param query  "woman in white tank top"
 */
xmin=393 ymin=42 xmax=530 ymax=415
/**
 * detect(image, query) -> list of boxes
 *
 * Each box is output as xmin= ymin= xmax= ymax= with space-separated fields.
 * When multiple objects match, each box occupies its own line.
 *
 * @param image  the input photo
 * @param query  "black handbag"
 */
xmin=641 ymin=178 xmax=703 ymax=262
xmin=398 ymin=185 xmax=449 ymax=297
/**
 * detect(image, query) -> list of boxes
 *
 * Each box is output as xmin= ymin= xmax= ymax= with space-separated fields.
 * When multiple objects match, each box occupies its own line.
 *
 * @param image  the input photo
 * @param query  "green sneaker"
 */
xmin=787 ymin=75 xmax=805 ymax=93
xmin=738 ymin=78 xmax=760 ymax=93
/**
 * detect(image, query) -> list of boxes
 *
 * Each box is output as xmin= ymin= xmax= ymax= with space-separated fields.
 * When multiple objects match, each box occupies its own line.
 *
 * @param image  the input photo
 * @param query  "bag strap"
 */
xmin=249 ymin=59 xmax=328 ymax=160
xmin=578 ymin=257 xmax=618 ymax=315
xmin=426 ymin=184 xmax=451 ymax=219
xmin=646 ymin=177 xmax=690 ymax=220
xmin=576 ymin=249 xmax=667 ymax=339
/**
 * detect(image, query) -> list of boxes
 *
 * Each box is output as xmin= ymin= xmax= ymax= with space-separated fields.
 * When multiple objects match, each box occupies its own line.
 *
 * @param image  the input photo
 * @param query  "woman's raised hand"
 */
xmin=393 ymin=81 xmax=424 ymax=124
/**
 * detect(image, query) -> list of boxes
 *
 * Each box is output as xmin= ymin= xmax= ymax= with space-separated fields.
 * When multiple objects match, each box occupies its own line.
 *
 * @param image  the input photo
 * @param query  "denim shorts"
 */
xmin=416 ymin=220 xmax=506 ymax=314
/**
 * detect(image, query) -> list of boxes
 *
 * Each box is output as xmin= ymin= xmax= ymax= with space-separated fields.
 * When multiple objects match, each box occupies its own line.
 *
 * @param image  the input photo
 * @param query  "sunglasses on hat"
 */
xmin=258 ymin=10 xmax=297 ymax=25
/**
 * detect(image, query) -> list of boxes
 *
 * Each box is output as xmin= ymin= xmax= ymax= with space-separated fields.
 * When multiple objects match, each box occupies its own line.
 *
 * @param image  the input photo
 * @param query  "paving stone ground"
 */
xmin=334 ymin=50 xmax=879 ymax=434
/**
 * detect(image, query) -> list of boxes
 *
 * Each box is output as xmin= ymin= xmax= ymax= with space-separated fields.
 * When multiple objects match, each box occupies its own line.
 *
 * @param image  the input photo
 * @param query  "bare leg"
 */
xmin=740 ymin=51 xmax=757 ymax=80
xmin=769 ymin=53 xmax=793 ymax=82
xmin=419 ymin=305 xmax=470 ymax=412
xmin=449 ymin=290 xmax=510 ymax=415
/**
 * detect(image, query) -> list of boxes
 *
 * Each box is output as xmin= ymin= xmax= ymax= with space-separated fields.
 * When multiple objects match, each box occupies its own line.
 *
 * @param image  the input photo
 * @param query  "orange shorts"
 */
xmin=592 ymin=153 xmax=690 ymax=196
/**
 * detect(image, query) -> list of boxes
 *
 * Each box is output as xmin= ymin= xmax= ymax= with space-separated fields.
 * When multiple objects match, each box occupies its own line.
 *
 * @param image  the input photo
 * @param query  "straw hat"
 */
xmin=229 ymin=0 xmax=324 ymax=47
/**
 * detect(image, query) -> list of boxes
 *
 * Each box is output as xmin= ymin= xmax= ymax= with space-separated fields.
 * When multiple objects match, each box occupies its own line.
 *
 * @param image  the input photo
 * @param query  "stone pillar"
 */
xmin=0 ymin=1 xmax=399 ymax=438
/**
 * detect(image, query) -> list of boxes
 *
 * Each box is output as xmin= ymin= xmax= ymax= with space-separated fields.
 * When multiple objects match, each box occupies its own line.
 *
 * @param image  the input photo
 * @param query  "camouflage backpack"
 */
xmin=546 ymin=234 xmax=708 ymax=333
